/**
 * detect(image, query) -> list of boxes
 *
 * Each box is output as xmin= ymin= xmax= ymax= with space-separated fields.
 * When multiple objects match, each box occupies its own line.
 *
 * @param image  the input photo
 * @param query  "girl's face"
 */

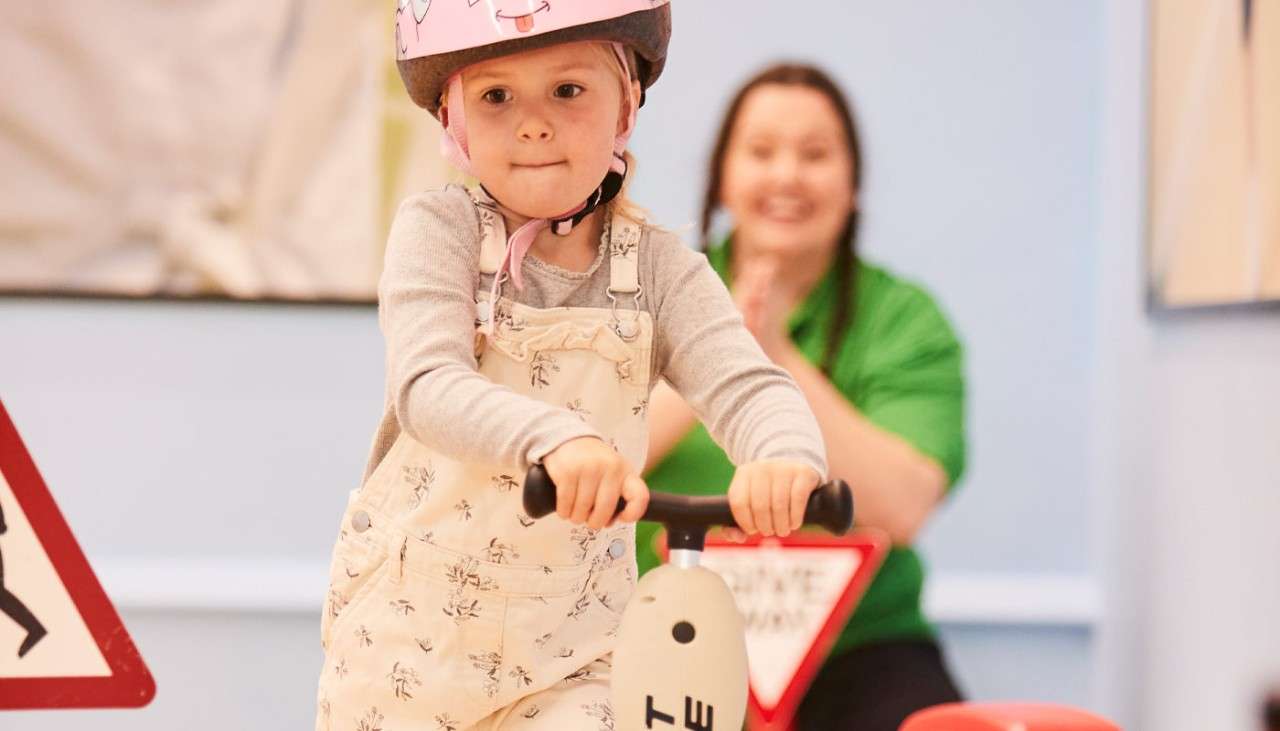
xmin=720 ymin=84 xmax=857 ymax=259
xmin=455 ymin=42 xmax=635 ymax=220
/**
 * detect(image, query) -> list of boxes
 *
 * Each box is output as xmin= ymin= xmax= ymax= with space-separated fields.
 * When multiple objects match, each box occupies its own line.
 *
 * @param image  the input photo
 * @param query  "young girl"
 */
xmin=317 ymin=3 xmax=828 ymax=729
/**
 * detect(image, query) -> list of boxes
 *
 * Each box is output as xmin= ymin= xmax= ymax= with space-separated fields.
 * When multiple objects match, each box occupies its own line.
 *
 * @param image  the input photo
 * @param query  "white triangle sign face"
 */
xmin=699 ymin=534 xmax=887 ymax=730
xmin=0 ymin=401 xmax=155 ymax=709
xmin=0 ymin=466 xmax=111 ymax=679
xmin=704 ymin=545 xmax=861 ymax=708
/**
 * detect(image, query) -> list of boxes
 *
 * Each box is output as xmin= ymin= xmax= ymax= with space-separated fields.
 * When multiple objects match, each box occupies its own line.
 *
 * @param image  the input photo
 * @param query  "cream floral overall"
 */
xmin=317 ymin=197 xmax=652 ymax=731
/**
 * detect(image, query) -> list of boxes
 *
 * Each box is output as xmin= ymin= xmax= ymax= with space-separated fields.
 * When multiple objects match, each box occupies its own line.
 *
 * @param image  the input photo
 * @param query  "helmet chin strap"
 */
xmin=440 ymin=43 xmax=637 ymax=307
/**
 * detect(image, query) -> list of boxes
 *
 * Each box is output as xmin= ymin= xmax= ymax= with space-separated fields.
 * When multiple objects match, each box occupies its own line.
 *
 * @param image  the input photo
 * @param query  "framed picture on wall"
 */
xmin=0 ymin=2 xmax=451 ymax=303
xmin=1148 ymin=0 xmax=1280 ymax=308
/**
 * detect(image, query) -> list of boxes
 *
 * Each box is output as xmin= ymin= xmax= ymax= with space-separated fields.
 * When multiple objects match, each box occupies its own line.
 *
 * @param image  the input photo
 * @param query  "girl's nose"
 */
xmin=517 ymin=116 xmax=554 ymax=142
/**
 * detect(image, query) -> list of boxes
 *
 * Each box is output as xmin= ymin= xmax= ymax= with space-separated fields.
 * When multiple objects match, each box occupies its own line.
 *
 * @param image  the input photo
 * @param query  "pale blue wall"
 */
xmin=631 ymin=0 xmax=1102 ymax=574
xmin=1 ymin=2 xmax=1110 ymax=727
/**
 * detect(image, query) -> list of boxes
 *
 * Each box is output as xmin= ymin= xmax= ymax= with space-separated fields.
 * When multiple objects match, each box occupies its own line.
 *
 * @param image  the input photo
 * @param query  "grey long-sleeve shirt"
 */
xmin=362 ymin=186 xmax=827 ymax=482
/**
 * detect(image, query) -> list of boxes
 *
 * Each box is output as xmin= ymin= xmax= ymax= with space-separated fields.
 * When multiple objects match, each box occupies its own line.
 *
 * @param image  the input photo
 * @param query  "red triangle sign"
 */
xmin=0 ymin=400 xmax=155 ymax=709
xmin=699 ymin=533 xmax=887 ymax=731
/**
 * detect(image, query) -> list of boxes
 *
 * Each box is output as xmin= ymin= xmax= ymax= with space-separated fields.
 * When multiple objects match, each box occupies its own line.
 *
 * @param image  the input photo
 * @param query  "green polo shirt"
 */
xmin=638 ymin=239 xmax=966 ymax=657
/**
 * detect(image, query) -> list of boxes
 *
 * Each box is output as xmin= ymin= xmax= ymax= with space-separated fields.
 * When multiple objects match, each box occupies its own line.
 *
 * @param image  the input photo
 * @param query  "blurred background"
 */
xmin=1 ymin=1 xmax=1278 ymax=729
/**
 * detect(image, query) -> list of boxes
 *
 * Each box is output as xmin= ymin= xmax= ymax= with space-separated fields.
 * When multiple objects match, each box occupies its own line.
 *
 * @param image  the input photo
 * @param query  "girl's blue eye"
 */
xmin=554 ymin=84 xmax=584 ymax=99
xmin=482 ymin=89 xmax=511 ymax=104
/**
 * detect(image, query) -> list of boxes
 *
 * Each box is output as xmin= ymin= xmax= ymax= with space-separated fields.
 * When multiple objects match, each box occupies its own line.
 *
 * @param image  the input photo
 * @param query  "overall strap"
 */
xmin=607 ymin=212 xmax=643 ymax=340
xmin=608 ymin=213 xmax=641 ymax=295
xmin=469 ymin=190 xmax=507 ymax=277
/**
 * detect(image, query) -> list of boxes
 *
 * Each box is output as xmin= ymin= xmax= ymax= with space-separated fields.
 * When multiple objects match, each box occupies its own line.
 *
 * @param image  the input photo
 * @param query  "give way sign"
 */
xmin=699 ymin=532 xmax=887 ymax=731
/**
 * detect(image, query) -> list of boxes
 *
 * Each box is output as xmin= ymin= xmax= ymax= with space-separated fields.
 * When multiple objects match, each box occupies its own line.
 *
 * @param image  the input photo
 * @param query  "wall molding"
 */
xmin=94 ymin=557 xmax=1099 ymax=627
xmin=925 ymin=572 xmax=1098 ymax=627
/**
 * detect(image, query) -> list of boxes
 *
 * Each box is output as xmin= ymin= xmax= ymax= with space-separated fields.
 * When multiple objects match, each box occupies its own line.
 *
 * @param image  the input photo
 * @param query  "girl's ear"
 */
xmin=617 ymin=79 xmax=642 ymax=136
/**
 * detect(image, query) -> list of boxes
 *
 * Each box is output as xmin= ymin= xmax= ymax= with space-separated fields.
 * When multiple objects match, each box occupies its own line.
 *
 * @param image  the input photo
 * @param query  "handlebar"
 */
xmin=521 ymin=464 xmax=854 ymax=551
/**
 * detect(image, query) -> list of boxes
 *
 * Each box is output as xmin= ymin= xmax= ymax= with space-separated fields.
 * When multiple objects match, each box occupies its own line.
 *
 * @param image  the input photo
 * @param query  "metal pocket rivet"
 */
xmin=615 ymin=320 xmax=638 ymax=341
xmin=351 ymin=510 xmax=372 ymax=533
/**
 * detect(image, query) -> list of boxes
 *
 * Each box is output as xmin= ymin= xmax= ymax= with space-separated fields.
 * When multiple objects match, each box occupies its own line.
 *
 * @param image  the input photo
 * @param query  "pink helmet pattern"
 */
xmin=395 ymin=0 xmax=671 ymax=115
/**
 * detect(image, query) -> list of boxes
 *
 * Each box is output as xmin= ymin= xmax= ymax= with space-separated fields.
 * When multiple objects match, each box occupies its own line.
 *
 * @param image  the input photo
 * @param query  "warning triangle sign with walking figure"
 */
xmin=0 ymin=400 xmax=154 ymax=709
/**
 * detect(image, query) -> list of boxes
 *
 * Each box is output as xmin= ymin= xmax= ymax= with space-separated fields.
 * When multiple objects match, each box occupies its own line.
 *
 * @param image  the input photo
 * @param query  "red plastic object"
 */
xmin=900 ymin=703 xmax=1121 ymax=731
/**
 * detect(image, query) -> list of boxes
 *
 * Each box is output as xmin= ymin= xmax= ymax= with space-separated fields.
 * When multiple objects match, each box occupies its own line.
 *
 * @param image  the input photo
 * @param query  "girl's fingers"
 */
xmin=588 ymin=470 xmax=622 ymax=530
xmin=570 ymin=464 xmax=602 ymax=524
xmin=750 ymin=468 xmax=775 ymax=537
xmin=555 ymin=470 xmax=578 ymax=520
xmin=728 ymin=469 xmax=756 ymax=535
xmin=772 ymin=472 xmax=793 ymax=537
xmin=790 ymin=470 xmax=817 ymax=532
xmin=727 ymin=463 xmax=821 ymax=538
xmin=722 ymin=527 xmax=748 ymax=543
xmin=615 ymin=474 xmax=649 ymax=525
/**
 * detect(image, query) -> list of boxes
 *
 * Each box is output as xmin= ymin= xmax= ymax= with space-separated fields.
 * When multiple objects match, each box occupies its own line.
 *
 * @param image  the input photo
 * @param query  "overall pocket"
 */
xmin=588 ymin=561 xmax=634 ymax=618
xmin=320 ymin=496 xmax=389 ymax=651
xmin=324 ymin=558 xmax=391 ymax=659
xmin=498 ymin=559 xmax=634 ymax=701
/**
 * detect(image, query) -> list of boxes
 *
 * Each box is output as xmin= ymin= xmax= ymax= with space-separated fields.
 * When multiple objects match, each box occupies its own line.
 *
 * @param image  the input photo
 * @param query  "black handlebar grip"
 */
xmin=523 ymin=464 xmax=628 ymax=521
xmin=522 ymin=464 xmax=561 ymax=519
xmin=805 ymin=479 xmax=854 ymax=536
xmin=524 ymin=465 xmax=854 ymax=536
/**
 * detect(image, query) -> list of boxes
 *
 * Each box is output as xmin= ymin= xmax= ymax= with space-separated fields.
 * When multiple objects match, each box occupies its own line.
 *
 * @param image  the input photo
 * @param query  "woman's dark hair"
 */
xmin=699 ymin=63 xmax=864 ymax=376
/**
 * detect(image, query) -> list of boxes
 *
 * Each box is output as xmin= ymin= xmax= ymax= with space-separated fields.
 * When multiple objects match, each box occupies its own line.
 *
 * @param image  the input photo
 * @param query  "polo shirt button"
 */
xmin=608 ymin=538 xmax=626 ymax=559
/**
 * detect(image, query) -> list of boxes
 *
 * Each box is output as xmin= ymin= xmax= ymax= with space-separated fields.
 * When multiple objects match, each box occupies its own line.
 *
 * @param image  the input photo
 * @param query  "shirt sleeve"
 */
xmin=646 ymin=229 xmax=828 ymax=479
xmin=847 ymin=283 xmax=966 ymax=488
xmin=379 ymin=187 xmax=602 ymax=469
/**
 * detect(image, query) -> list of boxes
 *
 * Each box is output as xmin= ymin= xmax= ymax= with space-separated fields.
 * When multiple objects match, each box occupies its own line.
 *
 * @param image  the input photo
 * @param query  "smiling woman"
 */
xmin=640 ymin=63 xmax=969 ymax=731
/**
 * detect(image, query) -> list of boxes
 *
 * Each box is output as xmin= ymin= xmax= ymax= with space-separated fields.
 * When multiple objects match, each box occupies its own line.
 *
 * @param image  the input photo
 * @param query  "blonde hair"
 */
xmin=610 ymin=145 xmax=648 ymax=225
xmin=591 ymin=42 xmax=649 ymax=225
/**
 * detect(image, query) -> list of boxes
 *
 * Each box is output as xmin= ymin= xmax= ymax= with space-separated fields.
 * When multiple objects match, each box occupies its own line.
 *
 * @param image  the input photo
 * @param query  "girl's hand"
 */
xmin=727 ymin=460 xmax=821 ymax=538
xmin=543 ymin=437 xmax=649 ymax=530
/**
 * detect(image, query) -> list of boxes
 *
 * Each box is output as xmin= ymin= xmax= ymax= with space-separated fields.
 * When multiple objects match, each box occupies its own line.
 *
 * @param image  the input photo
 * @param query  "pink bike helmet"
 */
xmin=395 ymin=1 xmax=672 ymax=314
xmin=396 ymin=0 xmax=672 ymax=116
